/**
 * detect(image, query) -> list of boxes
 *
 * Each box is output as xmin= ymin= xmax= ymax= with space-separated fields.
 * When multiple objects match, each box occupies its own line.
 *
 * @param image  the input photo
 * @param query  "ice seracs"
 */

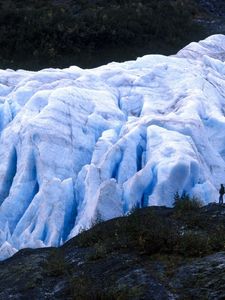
xmin=0 ymin=34 xmax=225 ymax=260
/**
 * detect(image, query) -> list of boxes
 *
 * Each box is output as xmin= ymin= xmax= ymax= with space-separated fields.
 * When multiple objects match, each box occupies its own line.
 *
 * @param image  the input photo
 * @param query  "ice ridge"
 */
xmin=0 ymin=34 xmax=225 ymax=260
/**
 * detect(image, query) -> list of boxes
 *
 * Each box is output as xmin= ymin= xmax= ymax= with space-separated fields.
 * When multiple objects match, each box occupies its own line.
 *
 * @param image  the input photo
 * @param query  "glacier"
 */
xmin=0 ymin=34 xmax=225 ymax=260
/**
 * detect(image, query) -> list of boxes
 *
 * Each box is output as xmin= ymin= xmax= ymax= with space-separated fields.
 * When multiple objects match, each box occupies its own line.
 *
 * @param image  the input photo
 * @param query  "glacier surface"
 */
xmin=0 ymin=34 xmax=225 ymax=260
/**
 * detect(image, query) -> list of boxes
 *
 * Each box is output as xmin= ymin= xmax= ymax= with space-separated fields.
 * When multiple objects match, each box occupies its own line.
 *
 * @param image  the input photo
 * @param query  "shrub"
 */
xmin=136 ymin=218 xmax=179 ymax=255
xmin=209 ymin=225 xmax=225 ymax=252
xmin=176 ymin=231 xmax=211 ymax=257
xmin=0 ymin=0 xmax=201 ymax=69
xmin=173 ymin=192 xmax=203 ymax=212
xmin=87 ymin=242 xmax=107 ymax=261
xmin=44 ymin=249 xmax=67 ymax=277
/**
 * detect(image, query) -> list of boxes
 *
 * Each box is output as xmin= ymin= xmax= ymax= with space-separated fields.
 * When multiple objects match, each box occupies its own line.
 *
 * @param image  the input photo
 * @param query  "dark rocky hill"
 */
xmin=1 ymin=203 xmax=225 ymax=299
xmin=195 ymin=0 xmax=225 ymax=16
xmin=194 ymin=0 xmax=225 ymax=36
xmin=1 ymin=0 xmax=224 ymax=70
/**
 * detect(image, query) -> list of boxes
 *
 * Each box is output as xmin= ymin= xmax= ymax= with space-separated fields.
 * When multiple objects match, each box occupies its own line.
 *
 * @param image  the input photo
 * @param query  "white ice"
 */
xmin=0 ymin=34 xmax=225 ymax=260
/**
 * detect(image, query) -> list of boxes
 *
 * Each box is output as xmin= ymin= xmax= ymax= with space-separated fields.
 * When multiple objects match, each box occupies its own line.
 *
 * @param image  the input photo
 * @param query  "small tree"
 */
xmin=173 ymin=191 xmax=180 ymax=207
xmin=173 ymin=191 xmax=203 ymax=211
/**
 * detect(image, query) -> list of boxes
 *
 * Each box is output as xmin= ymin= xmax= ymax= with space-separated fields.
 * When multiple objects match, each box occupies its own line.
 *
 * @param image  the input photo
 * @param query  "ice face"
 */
xmin=0 ymin=34 xmax=225 ymax=260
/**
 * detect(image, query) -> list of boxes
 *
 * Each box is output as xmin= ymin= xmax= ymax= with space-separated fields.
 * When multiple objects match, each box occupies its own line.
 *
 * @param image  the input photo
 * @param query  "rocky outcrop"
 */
xmin=1 ymin=203 xmax=225 ymax=299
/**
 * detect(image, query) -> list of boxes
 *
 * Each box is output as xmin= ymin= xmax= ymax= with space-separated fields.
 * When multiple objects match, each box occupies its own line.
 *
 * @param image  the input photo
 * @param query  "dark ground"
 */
xmin=1 ymin=203 xmax=225 ymax=299
xmin=0 ymin=0 xmax=224 ymax=70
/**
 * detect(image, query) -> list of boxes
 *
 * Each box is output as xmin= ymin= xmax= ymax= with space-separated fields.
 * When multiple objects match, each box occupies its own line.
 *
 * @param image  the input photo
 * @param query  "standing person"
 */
xmin=219 ymin=184 xmax=225 ymax=204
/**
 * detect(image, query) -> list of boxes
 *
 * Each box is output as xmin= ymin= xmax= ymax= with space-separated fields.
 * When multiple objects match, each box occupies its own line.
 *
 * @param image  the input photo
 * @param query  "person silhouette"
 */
xmin=219 ymin=184 xmax=225 ymax=204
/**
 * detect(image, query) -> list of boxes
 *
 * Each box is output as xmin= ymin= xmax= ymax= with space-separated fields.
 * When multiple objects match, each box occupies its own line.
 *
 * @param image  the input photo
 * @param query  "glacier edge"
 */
xmin=0 ymin=34 xmax=225 ymax=259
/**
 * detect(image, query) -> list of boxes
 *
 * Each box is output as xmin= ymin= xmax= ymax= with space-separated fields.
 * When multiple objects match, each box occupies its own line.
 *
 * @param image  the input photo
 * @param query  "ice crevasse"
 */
xmin=0 ymin=34 xmax=225 ymax=260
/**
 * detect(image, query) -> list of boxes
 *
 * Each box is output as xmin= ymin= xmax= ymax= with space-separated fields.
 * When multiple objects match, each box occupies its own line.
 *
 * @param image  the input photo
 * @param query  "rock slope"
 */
xmin=0 ymin=35 xmax=225 ymax=259
xmin=1 ymin=203 xmax=225 ymax=299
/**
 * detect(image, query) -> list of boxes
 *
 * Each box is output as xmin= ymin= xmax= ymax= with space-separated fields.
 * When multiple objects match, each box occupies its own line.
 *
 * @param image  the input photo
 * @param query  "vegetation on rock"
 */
xmin=0 ymin=0 xmax=203 ymax=69
xmin=173 ymin=191 xmax=203 ymax=212
xmin=1 ymin=201 xmax=225 ymax=299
